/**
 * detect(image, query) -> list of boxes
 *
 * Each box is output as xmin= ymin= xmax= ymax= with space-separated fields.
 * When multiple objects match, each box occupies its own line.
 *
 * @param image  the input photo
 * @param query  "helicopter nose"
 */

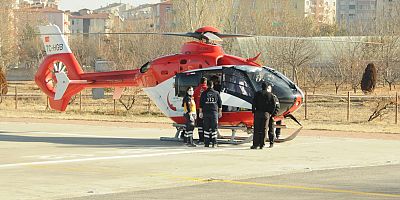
xmin=287 ymin=88 xmax=304 ymax=115
xmin=281 ymin=87 xmax=304 ymax=116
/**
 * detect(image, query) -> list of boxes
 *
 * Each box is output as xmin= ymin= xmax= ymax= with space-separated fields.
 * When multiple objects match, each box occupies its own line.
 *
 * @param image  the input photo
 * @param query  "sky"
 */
xmin=59 ymin=0 xmax=161 ymax=11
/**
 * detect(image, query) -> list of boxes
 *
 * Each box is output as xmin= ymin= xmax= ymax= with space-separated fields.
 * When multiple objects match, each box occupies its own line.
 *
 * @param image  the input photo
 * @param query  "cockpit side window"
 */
xmin=222 ymin=68 xmax=254 ymax=98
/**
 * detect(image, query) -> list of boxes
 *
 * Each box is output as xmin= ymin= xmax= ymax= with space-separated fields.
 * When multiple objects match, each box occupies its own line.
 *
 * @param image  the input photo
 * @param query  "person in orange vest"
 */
xmin=182 ymin=86 xmax=197 ymax=147
xmin=193 ymin=77 xmax=207 ymax=145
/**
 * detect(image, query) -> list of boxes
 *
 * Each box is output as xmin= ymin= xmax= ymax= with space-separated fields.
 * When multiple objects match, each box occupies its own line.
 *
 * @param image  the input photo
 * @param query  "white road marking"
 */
xmin=0 ymin=147 xmax=248 ymax=169
xmin=0 ymin=130 xmax=334 ymax=169
xmin=29 ymin=131 xmax=135 ymax=138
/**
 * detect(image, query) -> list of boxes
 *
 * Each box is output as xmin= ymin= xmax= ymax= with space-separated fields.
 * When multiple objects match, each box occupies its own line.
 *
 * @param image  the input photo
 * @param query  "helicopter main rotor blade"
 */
xmin=216 ymin=33 xmax=253 ymax=38
xmin=250 ymin=35 xmax=383 ymax=45
xmin=35 ymin=32 xmax=383 ymax=45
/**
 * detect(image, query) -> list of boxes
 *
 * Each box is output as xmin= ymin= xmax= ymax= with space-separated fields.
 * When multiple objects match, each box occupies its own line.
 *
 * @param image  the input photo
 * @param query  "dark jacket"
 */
xmin=200 ymin=88 xmax=222 ymax=113
xmin=252 ymin=90 xmax=276 ymax=114
xmin=271 ymin=94 xmax=280 ymax=116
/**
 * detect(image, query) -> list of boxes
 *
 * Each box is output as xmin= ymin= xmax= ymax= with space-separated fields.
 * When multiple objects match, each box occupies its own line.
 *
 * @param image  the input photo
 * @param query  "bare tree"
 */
xmin=380 ymin=36 xmax=400 ymax=90
xmin=0 ymin=68 xmax=7 ymax=95
xmin=69 ymin=36 xmax=101 ymax=69
xmin=280 ymin=39 xmax=320 ymax=85
xmin=171 ymin=0 xmax=233 ymax=31
xmin=14 ymin=10 xmax=47 ymax=69
xmin=235 ymin=36 xmax=319 ymax=85
xmin=0 ymin=0 xmax=17 ymax=94
xmin=327 ymin=60 xmax=347 ymax=94
xmin=368 ymin=98 xmax=394 ymax=122
xmin=329 ymin=41 xmax=365 ymax=93
xmin=307 ymin=65 xmax=326 ymax=94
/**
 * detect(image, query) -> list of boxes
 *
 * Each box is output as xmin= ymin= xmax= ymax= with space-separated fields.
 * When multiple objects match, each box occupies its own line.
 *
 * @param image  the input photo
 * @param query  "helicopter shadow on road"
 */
xmin=0 ymin=131 xmax=185 ymax=149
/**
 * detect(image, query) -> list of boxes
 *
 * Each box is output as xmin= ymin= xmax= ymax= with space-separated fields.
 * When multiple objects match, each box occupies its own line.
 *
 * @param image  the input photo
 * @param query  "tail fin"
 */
xmin=39 ymin=25 xmax=72 ymax=56
xmin=35 ymin=25 xmax=84 ymax=111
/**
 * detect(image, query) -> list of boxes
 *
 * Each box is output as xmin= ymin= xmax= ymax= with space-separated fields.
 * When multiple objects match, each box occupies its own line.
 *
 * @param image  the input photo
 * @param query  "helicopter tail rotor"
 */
xmin=34 ymin=25 xmax=85 ymax=111
xmin=35 ymin=25 xmax=143 ymax=111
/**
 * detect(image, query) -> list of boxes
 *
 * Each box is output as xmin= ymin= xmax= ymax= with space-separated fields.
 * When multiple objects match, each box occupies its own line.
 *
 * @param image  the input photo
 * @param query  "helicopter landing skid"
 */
xmin=266 ymin=126 xmax=303 ymax=143
xmin=161 ymin=124 xmax=253 ymax=145
xmin=267 ymin=114 xmax=303 ymax=143
xmin=159 ymin=123 xmax=184 ymax=142
xmin=162 ymin=115 xmax=303 ymax=144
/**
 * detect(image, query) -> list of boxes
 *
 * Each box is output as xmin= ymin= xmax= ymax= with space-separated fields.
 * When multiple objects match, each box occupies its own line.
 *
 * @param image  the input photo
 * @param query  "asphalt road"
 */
xmin=0 ymin=120 xmax=399 ymax=200
xmin=65 ymin=164 xmax=400 ymax=200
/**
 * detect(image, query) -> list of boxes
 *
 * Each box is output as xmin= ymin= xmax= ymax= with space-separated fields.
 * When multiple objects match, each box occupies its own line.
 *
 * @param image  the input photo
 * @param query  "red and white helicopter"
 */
xmin=35 ymin=25 xmax=303 ymax=143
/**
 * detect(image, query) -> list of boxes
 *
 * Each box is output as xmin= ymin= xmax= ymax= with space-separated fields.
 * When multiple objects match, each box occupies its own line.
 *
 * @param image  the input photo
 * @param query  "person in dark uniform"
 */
xmin=210 ymin=75 xmax=222 ymax=93
xmin=182 ymin=86 xmax=197 ymax=147
xmin=251 ymin=82 xmax=276 ymax=149
xmin=275 ymin=120 xmax=282 ymax=139
xmin=199 ymin=81 xmax=222 ymax=148
xmin=267 ymin=84 xmax=280 ymax=145
xmin=194 ymin=77 xmax=207 ymax=145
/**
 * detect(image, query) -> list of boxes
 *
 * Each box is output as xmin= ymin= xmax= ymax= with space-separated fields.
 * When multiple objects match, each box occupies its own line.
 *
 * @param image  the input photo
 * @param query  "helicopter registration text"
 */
xmin=45 ymin=44 xmax=64 ymax=53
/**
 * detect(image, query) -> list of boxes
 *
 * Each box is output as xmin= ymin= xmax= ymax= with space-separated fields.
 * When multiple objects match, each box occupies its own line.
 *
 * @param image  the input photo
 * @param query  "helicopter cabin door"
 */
xmin=220 ymin=67 xmax=255 ymax=110
xmin=175 ymin=72 xmax=202 ymax=97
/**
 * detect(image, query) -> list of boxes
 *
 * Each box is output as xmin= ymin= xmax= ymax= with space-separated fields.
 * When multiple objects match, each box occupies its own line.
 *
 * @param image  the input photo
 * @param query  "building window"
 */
xmin=349 ymin=5 xmax=355 ymax=9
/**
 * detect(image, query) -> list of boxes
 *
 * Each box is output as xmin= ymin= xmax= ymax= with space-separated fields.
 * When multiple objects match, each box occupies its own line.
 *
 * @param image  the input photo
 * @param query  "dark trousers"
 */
xmin=184 ymin=113 xmax=195 ymax=144
xmin=196 ymin=111 xmax=204 ymax=142
xmin=203 ymin=112 xmax=218 ymax=146
xmin=267 ymin=116 xmax=276 ymax=144
xmin=253 ymin=112 xmax=271 ymax=147
xmin=275 ymin=120 xmax=282 ymax=139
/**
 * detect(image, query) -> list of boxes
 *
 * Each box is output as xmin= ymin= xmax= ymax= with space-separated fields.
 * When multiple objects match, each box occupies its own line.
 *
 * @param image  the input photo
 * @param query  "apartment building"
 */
xmin=123 ymin=1 xmax=173 ymax=31
xmin=336 ymin=0 xmax=377 ymax=32
xmin=16 ymin=6 xmax=69 ymax=33
xmin=336 ymin=0 xmax=400 ymax=33
xmin=95 ymin=3 xmax=134 ymax=18
xmin=69 ymin=9 xmax=117 ymax=34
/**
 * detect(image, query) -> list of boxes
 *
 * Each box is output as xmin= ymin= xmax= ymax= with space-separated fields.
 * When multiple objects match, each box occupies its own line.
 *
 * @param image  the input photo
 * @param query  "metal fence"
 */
xmin=302 ymin=91 xmax=399 ymax=124
xmin=1 ymin=84 xmax=399 ymax=124
xmin=0 ymin=85 xmax=160 ymax=116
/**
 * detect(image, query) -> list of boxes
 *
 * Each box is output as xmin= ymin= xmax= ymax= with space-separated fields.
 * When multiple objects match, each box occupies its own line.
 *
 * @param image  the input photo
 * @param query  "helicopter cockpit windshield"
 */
xmin=224 ymin=65 xmax=300 ymax=114
xmin=233 ymin=66 xmax=296 ymax=97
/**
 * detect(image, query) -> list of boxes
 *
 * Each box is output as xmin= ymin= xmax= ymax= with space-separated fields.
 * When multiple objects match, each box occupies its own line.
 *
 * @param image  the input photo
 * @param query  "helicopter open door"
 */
xmin=174 ymin=68 xmax=222 ymax=97
xmin=175 ymin=72 xmax=202 ymax=97
xmin=174 ymin=67 xmax=255 ymax=110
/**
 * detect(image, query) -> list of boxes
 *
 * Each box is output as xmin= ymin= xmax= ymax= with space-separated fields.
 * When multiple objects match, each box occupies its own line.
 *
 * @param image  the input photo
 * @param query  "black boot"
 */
xmin=211 ymin=138 xmax=217 ymax=148
xmin=269 ymin=143 xmax=274 ymax=148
